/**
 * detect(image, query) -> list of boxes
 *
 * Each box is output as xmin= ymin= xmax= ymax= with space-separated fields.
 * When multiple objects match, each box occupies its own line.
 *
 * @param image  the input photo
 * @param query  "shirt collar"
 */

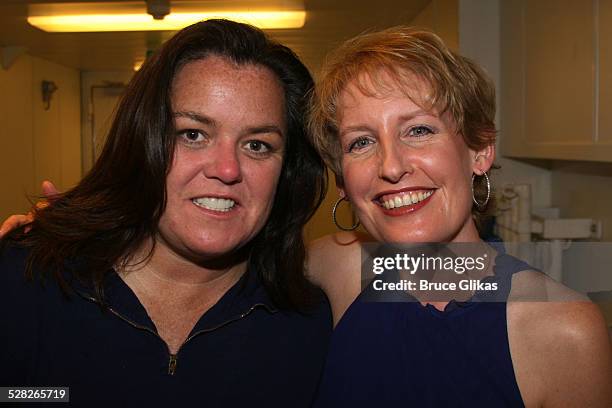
xmin=69 ymin=265 xmax=278 ymax=333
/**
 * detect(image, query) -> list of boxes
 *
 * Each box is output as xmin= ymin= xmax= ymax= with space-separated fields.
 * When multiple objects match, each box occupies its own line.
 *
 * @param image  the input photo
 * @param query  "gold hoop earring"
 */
xmin=471 ymin=171 xmax=491 ymax=209
xmin=332 ymin=197 xmax=360 ymax=231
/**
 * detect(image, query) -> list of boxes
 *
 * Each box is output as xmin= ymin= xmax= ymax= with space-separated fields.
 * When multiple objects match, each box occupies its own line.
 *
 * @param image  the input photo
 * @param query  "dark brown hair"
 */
xmin=8 ymin=19 xmax=326 ymax=310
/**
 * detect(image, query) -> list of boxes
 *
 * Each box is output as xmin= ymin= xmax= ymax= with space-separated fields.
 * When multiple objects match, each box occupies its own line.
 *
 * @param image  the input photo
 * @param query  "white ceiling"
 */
xmin=0 ymin=0 xmax=430 ymax=73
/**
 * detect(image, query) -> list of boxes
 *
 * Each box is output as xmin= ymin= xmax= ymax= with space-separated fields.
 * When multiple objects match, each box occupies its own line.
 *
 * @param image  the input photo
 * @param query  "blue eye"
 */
xmin=348 ymin=137 xmax=373 ymax=152
xmin=408 ymin=125 xmax=434 ymax=137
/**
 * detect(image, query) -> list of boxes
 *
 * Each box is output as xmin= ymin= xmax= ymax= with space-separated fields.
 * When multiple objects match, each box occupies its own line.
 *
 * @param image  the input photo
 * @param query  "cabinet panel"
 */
xmin=599 ymin=0 xmax=612 ymax=145
xmin=524 ymin=0 xmax=594 ymax=146
xmin=501 ymin=0 xmax=612 ymax=161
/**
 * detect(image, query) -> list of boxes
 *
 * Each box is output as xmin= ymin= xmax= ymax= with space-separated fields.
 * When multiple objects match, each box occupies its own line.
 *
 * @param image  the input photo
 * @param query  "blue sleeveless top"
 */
xmin=314 ymin=247 xmax=529 ymax=407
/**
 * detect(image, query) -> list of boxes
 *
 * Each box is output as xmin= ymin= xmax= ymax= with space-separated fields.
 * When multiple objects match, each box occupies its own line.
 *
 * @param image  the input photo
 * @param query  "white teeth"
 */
xmin=192 ymin=197 xmax=236 ymax=212
xmin=380 ymin=190 xmax=433 ymax=210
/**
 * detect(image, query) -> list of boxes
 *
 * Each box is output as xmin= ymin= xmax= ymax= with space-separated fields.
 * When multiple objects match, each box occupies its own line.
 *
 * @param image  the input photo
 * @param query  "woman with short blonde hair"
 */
xmin=307 ymin=26 xmax=611 ymax=407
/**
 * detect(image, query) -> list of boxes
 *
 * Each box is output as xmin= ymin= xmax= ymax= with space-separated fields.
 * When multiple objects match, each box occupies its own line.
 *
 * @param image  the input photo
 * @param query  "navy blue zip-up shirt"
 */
xmin=0 ymin=244 xmax=332 ymax=407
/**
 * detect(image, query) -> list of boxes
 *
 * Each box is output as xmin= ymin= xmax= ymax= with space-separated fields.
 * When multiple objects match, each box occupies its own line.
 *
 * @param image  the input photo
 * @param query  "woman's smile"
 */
xmin=191 ymin=195 xmax=238 ymax=213
xmin=375 ymin=188 xmax=435 ymax=214
xmin=337 ymin=74 xmax=483 ymax=243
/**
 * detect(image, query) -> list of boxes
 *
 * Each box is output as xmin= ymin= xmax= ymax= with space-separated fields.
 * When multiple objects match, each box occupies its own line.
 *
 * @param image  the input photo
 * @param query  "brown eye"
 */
xmin=185 ymin=130 xmax=202 ymax=141
xmin=248 ymin=141 xmax=264 ymax=151
xmin=178 ymin=129 xmax=206 ymax=144
xmin=245 ymin=140 xmax=272 ymax=155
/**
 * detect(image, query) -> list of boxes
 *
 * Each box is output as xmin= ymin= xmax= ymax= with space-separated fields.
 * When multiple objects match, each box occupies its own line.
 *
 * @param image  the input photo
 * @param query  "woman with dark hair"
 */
xmin=0 ymin=19 xmax=331 ymax=406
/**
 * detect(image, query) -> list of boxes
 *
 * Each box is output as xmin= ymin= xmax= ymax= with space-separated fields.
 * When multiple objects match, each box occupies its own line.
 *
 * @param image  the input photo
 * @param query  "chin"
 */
xmin=371 ymin=222 xmax=462 ymax=244
xmin=382 ymin=231 xmax=437 ymax=244
xmin=193 ymin=237 xmax=247 ymax=256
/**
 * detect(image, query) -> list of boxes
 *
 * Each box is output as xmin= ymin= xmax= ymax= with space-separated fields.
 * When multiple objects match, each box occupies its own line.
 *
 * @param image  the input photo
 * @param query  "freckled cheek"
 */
xmin=342 ymin=159 xmax=376 ymax=199
xmin=158 ymin=212 xmax=186 ymax=244
xmin=164 ymin=171 xmax=192 ymax=201
xmin=166 ymin=153 xmax=202 ymax=192
xmin=245 ymin=163 xmax=283 ymax=210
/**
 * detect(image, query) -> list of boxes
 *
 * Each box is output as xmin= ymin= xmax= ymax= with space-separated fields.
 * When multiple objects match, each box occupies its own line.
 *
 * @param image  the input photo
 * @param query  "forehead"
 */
xmin=338 ymin=69 xmax=434 ymax=112
xmin=335 ymin=69 xmax=459 ymax=133
xmin=336 ymin=71 xmax=438 ymax=126
xmin=170 ymin=55 xmax=286 ymax=125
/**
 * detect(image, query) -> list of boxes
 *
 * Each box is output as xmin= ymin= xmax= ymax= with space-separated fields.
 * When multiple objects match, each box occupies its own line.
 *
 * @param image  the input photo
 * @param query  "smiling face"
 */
xmin=337 ymin=74 xmax=493 ymax=243
xmin=157 ymin=55 xmax=286 ymax=262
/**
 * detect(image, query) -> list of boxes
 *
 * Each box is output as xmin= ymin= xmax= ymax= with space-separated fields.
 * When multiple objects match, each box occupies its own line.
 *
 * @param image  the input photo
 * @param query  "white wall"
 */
xmin=0 ymin=54 xmax=81 ymax=220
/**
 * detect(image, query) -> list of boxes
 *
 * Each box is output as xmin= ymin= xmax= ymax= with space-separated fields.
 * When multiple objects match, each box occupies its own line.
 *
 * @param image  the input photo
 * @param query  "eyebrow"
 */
xmin=339 ymin=125 xmax=373 ymax=138
xmin=398 ymin=109 xmax=434 ymax=121
xmin=174 ymin=111 xmax=284 ymax=138
xmin=339 ymin=109 xmax=435 ymax=137
xmin=173 ymin=111 xmax=217 ymax=127
xmin=245 ymin=125 xmax=284 ymax=139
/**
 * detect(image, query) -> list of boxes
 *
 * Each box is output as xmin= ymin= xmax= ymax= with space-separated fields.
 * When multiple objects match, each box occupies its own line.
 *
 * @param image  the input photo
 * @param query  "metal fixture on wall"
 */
xmin=146 ymin=0 xmax=170 ymax=20
xmin=41 ymin=80 xmax=58 ymax=110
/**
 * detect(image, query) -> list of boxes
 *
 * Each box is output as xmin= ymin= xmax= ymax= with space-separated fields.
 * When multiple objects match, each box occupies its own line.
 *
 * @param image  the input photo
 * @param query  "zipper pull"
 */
xmin=168 ymin=354 xmax=178 ymax=375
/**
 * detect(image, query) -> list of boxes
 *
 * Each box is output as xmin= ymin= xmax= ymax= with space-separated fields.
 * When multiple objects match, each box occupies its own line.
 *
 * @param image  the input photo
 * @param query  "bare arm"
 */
xmin=508 ymin=272 xmax=612 ymax=407
xmin=306 ymin=232 xmax=367 ymax=325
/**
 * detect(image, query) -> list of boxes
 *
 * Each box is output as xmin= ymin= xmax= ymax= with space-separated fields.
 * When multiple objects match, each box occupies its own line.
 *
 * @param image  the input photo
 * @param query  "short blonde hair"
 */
xmin=308 ymin=26 xmax=496 ymax=178
xmin=308 ymin=27 xmax=497 ymax=228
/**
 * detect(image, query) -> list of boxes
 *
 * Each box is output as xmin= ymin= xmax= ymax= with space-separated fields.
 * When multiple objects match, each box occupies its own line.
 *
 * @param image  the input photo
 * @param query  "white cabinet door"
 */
xmin=501 ymin=0 xmax=612 ymax=162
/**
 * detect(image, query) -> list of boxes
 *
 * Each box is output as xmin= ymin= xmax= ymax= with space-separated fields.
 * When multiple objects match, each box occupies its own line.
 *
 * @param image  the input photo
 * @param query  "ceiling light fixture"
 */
xmin=27 ymin=1 xmax=306 ymax=32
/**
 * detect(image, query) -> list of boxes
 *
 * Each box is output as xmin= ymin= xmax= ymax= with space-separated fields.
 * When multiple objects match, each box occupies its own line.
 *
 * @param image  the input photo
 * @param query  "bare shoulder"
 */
xmin=508 ymin=270 xmax=608 ymax=361
xmin=307 ymin=232 xmax=373 ymax=325
xmin=507 ymin=270 xmax=612 ymax=407
xmin=508 ymin=269 xmax=589 ymax=302
xmin=508 ymin=269 xmax=609 ymax=360
xmin=306 ymin=231 xmax=369 ymax=286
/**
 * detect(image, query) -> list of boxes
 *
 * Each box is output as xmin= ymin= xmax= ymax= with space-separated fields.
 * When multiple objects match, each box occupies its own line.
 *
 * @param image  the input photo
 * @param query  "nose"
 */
xmin=203 ymin=140 xmax=242 ymax=185
xmin=377 ymin=138 xmax=412 ymax=183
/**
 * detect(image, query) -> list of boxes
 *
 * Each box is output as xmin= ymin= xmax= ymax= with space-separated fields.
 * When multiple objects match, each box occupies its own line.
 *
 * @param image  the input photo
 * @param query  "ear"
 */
xmin=471 ymin=144 xmax=495 ymax=175
xmin=334 ymin=173 xmax=347 ymax=199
